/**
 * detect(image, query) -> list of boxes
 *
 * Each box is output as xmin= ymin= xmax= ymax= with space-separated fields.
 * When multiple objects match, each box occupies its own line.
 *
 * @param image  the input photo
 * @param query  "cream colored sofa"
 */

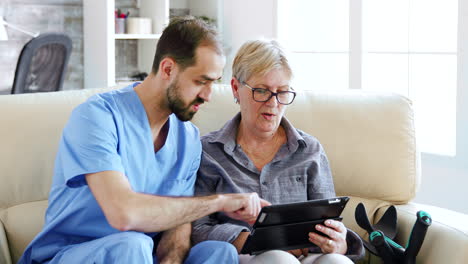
xmin=0 ymin=84 xmax=467 ymax=264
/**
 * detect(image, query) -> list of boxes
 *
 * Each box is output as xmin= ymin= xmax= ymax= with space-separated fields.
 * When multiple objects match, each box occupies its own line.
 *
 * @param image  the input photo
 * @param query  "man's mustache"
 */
xmin=191 ymin=97 xmax=205 ymax=106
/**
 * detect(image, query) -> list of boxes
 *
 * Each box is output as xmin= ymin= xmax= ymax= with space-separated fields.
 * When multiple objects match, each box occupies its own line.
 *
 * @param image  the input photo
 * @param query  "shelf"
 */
xmin=114 ymin=33 xmax=162 ymax=40
xmin=84 ymin=0 xmax=169 ymax=88
xmin=84 ymin=0 xmax=223 ymax=89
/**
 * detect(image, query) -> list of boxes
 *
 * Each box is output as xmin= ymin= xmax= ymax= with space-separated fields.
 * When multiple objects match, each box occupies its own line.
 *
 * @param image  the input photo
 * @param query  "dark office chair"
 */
xmin=11 ymin=33 xmax=72 ymax=94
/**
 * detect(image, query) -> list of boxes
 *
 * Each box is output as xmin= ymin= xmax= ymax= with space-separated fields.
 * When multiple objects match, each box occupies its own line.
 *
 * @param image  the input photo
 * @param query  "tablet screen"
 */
xmin=253 ymin=196 xmax=349 ymax=228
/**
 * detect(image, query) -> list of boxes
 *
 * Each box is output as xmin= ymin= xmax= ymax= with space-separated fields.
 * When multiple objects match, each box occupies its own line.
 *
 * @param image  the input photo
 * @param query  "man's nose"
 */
xmin=199 ymin=84 xmax=213 ymax=103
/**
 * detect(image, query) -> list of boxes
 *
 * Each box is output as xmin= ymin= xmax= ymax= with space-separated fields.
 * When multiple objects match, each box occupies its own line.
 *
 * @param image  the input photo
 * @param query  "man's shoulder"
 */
xmin=70 ymin=98 xmax=111 ymax=127
xmin=78 ymin=84 xmax=134 ymax=107
xmin=75 ymin=90 xmax=112 ymax=110
xmin=65 ymin=92 xmax=124 ymax=136
xmin=73 ymin=87 xmax=132 ymax=118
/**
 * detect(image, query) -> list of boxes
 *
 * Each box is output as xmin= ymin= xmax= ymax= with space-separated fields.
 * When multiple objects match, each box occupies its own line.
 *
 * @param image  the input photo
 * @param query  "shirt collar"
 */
xmin=280 ymin=116 xmax=307 ymax=152
xmin=208 ymin=112 xmax=307 ymax=154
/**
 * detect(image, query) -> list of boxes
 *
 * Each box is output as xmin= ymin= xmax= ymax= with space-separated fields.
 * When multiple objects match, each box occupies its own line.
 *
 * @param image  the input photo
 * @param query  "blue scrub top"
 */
xmin=19 ymin=83 xmax=202 ymax=263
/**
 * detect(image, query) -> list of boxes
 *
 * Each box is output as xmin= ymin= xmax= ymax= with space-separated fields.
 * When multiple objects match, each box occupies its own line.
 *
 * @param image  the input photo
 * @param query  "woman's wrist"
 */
xmin=232 ymin=231 xmax=250 ymax=253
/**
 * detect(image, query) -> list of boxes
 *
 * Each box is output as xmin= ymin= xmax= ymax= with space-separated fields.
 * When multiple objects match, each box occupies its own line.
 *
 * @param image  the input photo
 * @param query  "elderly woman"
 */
xmin=191 ymin=40 xmax=364 ymax=264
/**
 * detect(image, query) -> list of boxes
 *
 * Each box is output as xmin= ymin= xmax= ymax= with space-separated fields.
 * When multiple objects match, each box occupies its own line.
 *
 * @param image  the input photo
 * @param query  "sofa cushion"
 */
xmin=0 ymin=200 xmax=48 ymax=263
xmin=0 ymin=218 xmax=12 ymax=264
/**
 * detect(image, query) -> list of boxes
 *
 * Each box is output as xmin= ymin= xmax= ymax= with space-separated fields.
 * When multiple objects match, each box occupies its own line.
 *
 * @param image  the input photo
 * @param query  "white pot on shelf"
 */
xmin=126 ymin=17 xmax=152 ymax=34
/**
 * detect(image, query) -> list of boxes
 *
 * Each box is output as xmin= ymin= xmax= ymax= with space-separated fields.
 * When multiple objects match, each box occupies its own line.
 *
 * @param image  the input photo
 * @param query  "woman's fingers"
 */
xmin=308 ymin=220 xmax=348 ymax=254
xmin=308 ymin=232 xmax=332 ymax=249
xmin=325 ymin=219 xmax=347 ymax=233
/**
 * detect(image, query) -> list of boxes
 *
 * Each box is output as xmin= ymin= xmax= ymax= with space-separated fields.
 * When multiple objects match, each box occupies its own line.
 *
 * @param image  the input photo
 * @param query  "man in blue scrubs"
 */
xmin=19 ymin=16 xmax=268 ymax=264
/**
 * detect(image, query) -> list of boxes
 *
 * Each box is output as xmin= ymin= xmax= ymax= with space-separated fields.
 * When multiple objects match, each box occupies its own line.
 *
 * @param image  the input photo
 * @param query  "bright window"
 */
xmin=277 ymin=0 xmax=459 ymax=156
xmin=277 ymin=0 xmax=349 ymax=91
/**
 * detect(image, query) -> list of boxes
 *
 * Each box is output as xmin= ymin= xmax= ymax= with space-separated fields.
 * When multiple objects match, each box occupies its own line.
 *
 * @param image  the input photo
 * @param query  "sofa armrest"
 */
xmin=375 ymin=202 xmax=468 ymax=263
xmin=0 ymin=219 xmax=12 ymax=264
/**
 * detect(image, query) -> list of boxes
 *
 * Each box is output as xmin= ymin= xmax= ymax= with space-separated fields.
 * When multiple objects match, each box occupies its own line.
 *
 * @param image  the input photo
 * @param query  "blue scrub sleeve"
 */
xmin=59 ymin=98 xmax=125 ymax=187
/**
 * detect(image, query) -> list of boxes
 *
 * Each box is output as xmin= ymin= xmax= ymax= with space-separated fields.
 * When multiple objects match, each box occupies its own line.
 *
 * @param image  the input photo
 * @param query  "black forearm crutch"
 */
xmin=355 ymin=203 xmax=432 ymax=264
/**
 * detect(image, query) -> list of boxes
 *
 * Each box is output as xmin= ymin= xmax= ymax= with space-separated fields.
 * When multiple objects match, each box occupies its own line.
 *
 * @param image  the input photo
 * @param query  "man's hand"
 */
xmin=219 ymin=193 xmax=271 ymax=225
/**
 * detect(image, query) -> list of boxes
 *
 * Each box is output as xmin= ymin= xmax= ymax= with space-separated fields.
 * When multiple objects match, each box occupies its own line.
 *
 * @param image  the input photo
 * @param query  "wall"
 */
xmin=221 ymin=0 xmax=277 ymax=82
xmin=0 ymin=0 xmax=84 ymax=93
xmin=413 ymin=0 xmax=468 ymax=214
xmin=416 ymin=155 xmax=468 ymax=213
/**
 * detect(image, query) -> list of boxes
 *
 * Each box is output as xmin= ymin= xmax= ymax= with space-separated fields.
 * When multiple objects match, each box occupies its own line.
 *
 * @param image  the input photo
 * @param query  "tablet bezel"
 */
xmin=253 ymin=196 xmax=349 ymax=228
xmin=241 ymin=196 xmax=350 ymax=255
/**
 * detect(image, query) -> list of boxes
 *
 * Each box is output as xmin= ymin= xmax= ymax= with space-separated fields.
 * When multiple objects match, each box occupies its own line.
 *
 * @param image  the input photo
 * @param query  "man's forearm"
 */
xmin=123 ymin=192 xmax=226 ymax=232
xmin=156 ymin=223 xmax=192 ymax=264
xmin=86 ymin=171 xmax=262 ymax=233
xmin=86 ymin=171 xmax=226 ymax=233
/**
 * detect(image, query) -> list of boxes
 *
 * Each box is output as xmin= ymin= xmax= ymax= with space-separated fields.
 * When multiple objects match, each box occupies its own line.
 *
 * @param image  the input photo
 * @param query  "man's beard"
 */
xmin=166 ymin=78 xmax=204 ymax=121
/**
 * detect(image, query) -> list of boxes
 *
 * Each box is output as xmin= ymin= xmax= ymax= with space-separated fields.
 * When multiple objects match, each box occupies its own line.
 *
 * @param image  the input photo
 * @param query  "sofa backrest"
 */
xmin=192 ymin=85 xmax=420 ymax=203
xmin=0 ymin=84 xmax=419 ymax=262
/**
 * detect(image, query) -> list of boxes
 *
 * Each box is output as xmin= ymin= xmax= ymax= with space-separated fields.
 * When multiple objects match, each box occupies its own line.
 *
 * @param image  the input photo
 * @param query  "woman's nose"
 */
xmin=265 ymin=94 xmax=279 ymax=107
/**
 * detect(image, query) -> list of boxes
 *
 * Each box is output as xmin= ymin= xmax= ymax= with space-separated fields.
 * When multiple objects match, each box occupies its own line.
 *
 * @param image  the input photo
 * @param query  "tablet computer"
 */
xmin=240 ymin=196 xmax=349 ymax=255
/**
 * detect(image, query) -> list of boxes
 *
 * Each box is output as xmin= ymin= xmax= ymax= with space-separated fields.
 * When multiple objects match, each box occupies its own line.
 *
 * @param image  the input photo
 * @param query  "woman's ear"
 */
xmin=231 ymin=77 xmax=240 ymax=103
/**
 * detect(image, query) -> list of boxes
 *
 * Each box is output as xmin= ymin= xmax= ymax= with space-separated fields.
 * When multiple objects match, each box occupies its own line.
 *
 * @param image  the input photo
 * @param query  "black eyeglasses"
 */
xmin=241 ymin=82 xmax=296 ymax=105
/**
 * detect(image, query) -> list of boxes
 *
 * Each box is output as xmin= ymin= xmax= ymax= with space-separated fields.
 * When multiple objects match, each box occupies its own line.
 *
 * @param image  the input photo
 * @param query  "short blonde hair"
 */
xmin=232 ymin=39 xmax=292 ymax=83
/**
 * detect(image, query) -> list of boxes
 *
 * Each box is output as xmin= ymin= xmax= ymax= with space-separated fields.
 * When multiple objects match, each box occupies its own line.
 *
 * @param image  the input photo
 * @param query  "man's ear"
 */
xmin=159 ymin=57 xmax=177 ymax=80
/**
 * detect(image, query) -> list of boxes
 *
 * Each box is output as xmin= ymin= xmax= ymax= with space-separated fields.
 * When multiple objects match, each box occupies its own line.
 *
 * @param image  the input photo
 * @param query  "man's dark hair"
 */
xmin=152 ymin=16 xmax=223 ymax=74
